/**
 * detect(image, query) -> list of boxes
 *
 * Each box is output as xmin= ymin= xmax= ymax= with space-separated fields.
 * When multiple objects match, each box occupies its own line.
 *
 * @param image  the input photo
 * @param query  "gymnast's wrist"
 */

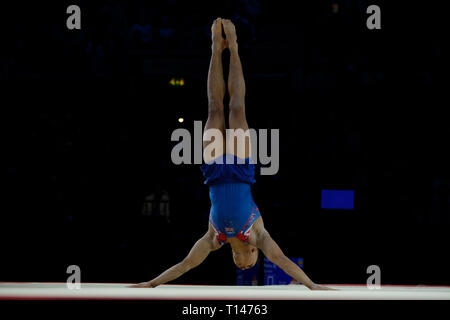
xmin=148 ymin=280 xmax=159 ymax=288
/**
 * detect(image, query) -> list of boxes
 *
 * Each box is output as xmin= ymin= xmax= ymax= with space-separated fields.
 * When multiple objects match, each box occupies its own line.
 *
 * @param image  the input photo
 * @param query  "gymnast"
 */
xmin=133 ymin=18 xmax=332 ymax=290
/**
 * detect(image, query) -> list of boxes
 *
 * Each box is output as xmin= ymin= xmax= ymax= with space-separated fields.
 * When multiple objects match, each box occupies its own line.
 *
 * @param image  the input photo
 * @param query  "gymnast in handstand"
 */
xmin=133 ymin=18 xmax=332 ymax=290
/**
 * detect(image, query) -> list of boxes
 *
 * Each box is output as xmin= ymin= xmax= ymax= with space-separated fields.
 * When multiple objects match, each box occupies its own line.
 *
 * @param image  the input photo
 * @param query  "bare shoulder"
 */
xmin=249 ymin=217 xmax=269 ymax=247
xmin=252 ymin=217 xmax=268 ymax=235
xmin=207 ymin=222 xmax=222 ymax=251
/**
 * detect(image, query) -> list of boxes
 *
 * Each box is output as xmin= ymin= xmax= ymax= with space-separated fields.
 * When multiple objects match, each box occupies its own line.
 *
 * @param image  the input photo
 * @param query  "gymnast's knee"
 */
xmin=208 ymin=100 xmax=224 ymax=115
xmin=229 ymin=99 xmax=245 ymax=113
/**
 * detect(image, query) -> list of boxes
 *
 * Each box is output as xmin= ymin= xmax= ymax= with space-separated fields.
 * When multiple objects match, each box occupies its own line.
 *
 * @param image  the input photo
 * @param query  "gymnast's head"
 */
xmin=232 ymin=245 xmax=259 ymax=270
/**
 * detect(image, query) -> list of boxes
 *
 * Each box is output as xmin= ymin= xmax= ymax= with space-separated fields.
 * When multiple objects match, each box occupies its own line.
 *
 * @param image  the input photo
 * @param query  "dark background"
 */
xmin=1 ymin=0 xmax=448 ymax=286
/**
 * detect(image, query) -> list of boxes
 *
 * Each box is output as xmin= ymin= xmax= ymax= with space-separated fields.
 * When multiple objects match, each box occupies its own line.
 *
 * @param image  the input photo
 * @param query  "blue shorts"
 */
xmin=201 ymin=154 xmax=260 ymax=245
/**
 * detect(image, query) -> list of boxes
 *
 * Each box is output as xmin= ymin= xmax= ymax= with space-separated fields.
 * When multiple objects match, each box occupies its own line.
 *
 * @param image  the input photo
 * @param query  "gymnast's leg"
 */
xmin=203 ymin=18 xmax=227 ymax=162
xmin=222 ymin=19 xmax=251 ymax=159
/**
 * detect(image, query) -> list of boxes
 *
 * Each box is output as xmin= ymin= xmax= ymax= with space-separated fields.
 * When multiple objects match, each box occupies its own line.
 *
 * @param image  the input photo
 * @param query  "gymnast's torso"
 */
xmin=200 ymin=154 xmax=261 ymax=246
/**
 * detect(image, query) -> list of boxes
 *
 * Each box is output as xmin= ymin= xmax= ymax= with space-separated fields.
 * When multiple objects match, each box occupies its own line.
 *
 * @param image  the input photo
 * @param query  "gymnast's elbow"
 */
xmin=261 ymin=244 xmax=286 ymax=266
xmin=179 ymin=258 xmax=196 ymax=273
xmin=268 ymin=252 xmax=289 ymax=267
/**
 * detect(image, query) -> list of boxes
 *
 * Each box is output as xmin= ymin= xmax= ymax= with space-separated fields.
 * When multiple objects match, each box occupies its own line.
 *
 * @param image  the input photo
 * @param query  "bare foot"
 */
xmin=221 ymin=19 xmax=238 ymax=51
xmin=211 ymin=18 xmax=227 ymax=53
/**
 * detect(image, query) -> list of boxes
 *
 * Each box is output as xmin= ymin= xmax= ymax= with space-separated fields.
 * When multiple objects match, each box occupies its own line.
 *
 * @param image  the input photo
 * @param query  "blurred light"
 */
xmin=169 ymin=77 xmax=185 ymax=87
xmin=178 ymin=117 xmax=184 ymax=123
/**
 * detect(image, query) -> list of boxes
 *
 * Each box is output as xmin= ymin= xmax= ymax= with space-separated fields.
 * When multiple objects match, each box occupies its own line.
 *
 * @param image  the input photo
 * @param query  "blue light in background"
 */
xmin=321 ymin=189 xmax=354 ymax=209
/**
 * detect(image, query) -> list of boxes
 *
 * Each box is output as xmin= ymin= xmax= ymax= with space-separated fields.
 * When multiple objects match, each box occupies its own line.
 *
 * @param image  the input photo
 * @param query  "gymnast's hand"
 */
xmin=309 ymin=283 xmax=337 ymax=290
xmin=129 ymin=280 xmax=158 ymax=288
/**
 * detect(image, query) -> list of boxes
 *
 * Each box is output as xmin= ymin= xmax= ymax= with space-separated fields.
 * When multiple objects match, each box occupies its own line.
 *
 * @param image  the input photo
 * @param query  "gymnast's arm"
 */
xmin=131 ymin=231 xmax=218 ymax=288
xmin=255 ymin=227 xmax=334 ymax=290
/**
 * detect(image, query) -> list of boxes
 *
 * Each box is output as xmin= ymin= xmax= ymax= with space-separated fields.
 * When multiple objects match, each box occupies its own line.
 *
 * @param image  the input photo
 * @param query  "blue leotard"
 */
xmin=200 ymin=154 xmax=261 ymax=245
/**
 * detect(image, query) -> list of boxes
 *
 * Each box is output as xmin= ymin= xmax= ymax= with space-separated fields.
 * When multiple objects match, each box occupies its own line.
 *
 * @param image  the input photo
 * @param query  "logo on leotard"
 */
xmin=225 ymin=227 xmax=234 ymax=233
